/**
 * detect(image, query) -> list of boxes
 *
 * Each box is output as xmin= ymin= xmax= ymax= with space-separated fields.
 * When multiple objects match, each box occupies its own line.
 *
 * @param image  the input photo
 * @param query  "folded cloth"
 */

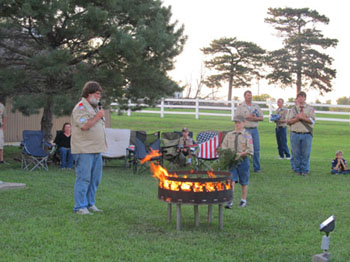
xmin=270 ymin=114 xmax=281 ymax=122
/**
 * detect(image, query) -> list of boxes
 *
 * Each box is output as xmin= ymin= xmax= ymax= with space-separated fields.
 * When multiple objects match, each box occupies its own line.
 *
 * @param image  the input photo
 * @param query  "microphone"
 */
xmin=98 ymin=102 xmax=105 ymax=121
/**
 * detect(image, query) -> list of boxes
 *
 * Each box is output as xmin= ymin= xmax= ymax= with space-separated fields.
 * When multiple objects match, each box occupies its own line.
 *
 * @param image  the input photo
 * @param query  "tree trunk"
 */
xmin=41 ymin=95 xmax=53 ymax=142
xmin=227 ymin=74 xmax=233 ymax=101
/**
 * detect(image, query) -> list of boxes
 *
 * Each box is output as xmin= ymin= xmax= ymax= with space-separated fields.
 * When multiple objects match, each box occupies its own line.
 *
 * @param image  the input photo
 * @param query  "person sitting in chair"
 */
xmin=178 ymin=127 xmax=193 ymax=165
xmin=54 ymin=122 xmax=74 ymax=169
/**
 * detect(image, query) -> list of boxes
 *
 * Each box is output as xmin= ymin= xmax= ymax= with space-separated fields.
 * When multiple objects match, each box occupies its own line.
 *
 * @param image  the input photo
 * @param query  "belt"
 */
xmin=245 ymin=127 xmax=257 ymax=129
xmin=292 ymin=131 xmax=311 ymax=134
xmin=277 ymin=126 xmax=285 ymax=128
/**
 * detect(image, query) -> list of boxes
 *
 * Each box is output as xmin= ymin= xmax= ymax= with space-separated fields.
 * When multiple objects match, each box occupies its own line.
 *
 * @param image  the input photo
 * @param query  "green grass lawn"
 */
xmin=1 ymin=113 xmax=350 ymax=262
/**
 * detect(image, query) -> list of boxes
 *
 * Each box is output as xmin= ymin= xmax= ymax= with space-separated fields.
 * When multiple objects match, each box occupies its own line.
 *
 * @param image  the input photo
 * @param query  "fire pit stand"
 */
xmin=158 ymin=171 xmax=232 ymax=231
xmin=166 ymin=203 xmax=224 ymax=231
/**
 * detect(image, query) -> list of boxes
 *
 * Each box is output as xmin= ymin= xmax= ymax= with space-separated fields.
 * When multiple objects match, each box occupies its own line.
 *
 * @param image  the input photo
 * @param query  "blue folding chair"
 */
xmin=132 ymin=131 xmax=161 ymax=174
xmin=21 ymin=130 xmax=53 ymax=172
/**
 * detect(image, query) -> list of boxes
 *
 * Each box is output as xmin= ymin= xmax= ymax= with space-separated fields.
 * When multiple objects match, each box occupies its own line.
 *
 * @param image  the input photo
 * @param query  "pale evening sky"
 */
xmin=162 ymin=0 xmax=350 ymax=103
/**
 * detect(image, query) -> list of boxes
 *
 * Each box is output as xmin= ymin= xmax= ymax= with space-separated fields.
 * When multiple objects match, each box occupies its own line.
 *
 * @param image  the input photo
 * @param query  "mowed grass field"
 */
xmin=1 ymin=112 xmax=350 ymax=262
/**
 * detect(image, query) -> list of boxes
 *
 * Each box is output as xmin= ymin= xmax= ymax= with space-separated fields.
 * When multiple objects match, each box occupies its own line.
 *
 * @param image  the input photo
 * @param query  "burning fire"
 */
xmin=142 ymin=150 xmax=231 ymax=193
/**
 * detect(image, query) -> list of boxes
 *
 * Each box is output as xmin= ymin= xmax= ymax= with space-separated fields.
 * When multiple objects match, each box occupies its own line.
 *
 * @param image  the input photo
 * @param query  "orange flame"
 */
xmin=140 ymin=148 xmax=162 ymax=164
xmin=143 ymin=151 xmax=231 ymax=193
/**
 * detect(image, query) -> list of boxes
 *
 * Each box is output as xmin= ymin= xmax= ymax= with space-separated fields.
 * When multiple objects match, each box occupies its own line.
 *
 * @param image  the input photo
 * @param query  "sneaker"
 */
xmin=225 ymin=201 xmax=233 ymax=209
xmin=239 ymin=200 xmax=247 ymax=207
xmin=300 ymin=172 xmax=309 ymax=176
xmin=254 ymin=170 xmax=262 ymax=173
xmin=285 ymin=157 xmax=291 ymax=160
xmin=75 ymin=208 xmax=91 ymax=215
xmin=88 ymin=205 xmax=103 ymax=212
xmin=279 ymin=157 xmax=284 ymax=160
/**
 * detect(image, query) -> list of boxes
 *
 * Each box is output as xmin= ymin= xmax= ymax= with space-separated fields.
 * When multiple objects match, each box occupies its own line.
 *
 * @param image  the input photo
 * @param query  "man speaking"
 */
xmin=71 ymin=81 xmax=107 ymax=215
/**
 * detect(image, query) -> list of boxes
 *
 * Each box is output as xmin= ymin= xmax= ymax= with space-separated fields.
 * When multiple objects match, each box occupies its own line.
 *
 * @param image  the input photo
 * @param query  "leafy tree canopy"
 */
xmin=201 ymin=37 xmax=265 ymax=101
xmin=0 ymin=0 xmax=186 ymax=138
xmin=265 ymin=7 xmax=338 ymax=96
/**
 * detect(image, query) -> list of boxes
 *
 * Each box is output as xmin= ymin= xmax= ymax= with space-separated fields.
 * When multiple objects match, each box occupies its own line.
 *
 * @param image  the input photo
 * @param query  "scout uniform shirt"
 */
xmin=221 ymin=129 xmax=254 ymax=156
xmin=275 ymin=107 xmax=288 ymax=128
xmin=179 ymin=136 xmax=193 ymax=147
xmin=286 ymin=103 xmax=315 ymax=133
xmin=71 ymin=98 xmax=107 ymax=154
xmin=0 ymin=102 xmax=6 ymax=128
xmin=235 ymin=102 xmax=263 ymax=128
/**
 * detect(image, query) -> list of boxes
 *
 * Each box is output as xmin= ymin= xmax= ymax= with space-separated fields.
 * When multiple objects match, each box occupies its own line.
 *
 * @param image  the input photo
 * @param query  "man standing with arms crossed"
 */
xmin=71 ymin=81 xmax=107 ymax=215
xmin=0 ymin=100 xmax=7 ymax=164
xmin=235 ymin=90 xmax=263 ymax=173
xmin=287 ymin=91 xmax=315 ymax=176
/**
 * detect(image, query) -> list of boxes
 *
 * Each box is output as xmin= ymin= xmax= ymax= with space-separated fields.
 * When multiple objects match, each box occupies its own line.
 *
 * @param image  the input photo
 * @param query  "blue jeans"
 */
xmin=58 ymin=147 xmax=74 ymax=168
xmin=230 ymin=157 xmax=250 ymax=185
xmin=290 ymin=132 xmax=312 ymax=173
xmin=246 ymin=128 xmax=260 ymax=172
xmin=275 ymin=127 xmax=290 ymax=158
xmin=73 ymin=153 xmax=103 ymax=212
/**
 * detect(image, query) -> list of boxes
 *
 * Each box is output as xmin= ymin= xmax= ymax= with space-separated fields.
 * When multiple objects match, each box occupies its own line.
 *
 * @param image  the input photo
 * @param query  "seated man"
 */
xmin=178 ymin=127 xmax=193 ymax=165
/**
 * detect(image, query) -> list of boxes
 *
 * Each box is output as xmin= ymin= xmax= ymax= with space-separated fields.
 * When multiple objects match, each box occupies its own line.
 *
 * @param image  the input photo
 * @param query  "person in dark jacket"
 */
xmin=54 ymin=122 xmax=74 ymax=169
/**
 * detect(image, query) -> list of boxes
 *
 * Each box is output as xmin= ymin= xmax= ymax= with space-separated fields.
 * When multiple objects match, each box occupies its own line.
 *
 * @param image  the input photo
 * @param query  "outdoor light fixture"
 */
xmin=313 ymin=215 xmax=335 ymax=262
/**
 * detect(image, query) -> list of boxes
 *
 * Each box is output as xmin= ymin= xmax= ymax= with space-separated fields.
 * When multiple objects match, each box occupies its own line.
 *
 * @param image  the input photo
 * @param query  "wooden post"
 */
xmin=176 ymin=203 xmax=181 ymax=231
xmin=160 ymin=98 xmax=164 ymax=118
xmin=168 ymin=203 xmax=172 ymax=223
xmin=195 ymin=98 xmax=199 ymax=119
xmin=231 ymin=100 xmax=235 ymax=121
xmin=194 ymin=205 xmax=199 ymax=227
xmin=127 ymin=99 xmax=131 ymax=117
xmin=208 ymin=204 xmax=213 ymax=223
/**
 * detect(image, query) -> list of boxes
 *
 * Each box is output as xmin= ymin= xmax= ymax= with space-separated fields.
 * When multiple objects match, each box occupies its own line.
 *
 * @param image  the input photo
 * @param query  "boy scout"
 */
xmin=221 ymin=115 xmax=254 ymax=208
xmin=274 ymin=98 xmax=291 ymax=159
xmin=287 ymin=91 xmax=315 ymax=176
xmin=71 ymin=81 xmax=107 ymax=215
xmin=235 ymin=90 xmax=263 ymax=172
xmin=178 ymin=127 xmax=193 ymax=165
xmin=0 ymin=101 xmax=7 ymax=164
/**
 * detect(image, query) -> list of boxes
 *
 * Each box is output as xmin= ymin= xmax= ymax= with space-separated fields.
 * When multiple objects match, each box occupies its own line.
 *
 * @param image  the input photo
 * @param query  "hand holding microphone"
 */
xmin=97 ymin=102 xmax=105 ymax=121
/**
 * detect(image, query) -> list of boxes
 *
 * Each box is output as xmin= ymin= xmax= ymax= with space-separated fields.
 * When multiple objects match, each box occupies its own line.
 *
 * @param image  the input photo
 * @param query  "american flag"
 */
xmin=196 ymin=131 xmax=222 ymax=159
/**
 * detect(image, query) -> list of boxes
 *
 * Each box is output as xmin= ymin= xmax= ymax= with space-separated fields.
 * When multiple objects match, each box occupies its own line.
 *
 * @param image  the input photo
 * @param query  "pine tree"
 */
xmin=201 ymin=37 xmax=265 ymax=101
xmin=0 ymin=0 xmax=186 ymax=139
xmin=265 ymin=7 xmax=338 ymax=96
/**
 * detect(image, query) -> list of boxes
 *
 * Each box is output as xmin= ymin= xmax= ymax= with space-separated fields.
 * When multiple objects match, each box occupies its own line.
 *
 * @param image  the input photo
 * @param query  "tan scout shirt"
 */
xmin=287 ymin=103 xmax=315 ymax=133
xmin=179 ymin=136 xmax=193 ymax=147
xmin=71 ymin=98 xmax=107 ymax=154
xmin=275 ymin=107 xmax=288 ymax=128
xmin=221 ymin=130 xmax=254 ymax=156
xmin=235 ymin=102 xmax=263 ymax=128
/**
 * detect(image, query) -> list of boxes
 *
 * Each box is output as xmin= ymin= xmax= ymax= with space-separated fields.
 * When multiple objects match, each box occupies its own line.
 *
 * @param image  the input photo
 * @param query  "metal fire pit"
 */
xmin=158 ymin=170 xmax=232 ymax=231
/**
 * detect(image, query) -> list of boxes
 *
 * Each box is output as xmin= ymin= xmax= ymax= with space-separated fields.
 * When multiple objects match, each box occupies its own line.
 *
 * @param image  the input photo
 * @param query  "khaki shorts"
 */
xmin=0 ymin=129 xmax=3 ymax=149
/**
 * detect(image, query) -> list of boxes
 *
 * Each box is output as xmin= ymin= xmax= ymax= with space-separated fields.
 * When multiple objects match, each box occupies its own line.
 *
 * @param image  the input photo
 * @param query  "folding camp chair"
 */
xmin=21 ymin=130 xmax=54 ymax=172
xmin=131 ymin=131 xmax=161 ymax=174
xmin=194 ymin=131 xmax=223 ymax=171
xmin=160 ymin=132 xmax=181 ymax=167
xmin=102 ymin=128 xmax=131 ymax=167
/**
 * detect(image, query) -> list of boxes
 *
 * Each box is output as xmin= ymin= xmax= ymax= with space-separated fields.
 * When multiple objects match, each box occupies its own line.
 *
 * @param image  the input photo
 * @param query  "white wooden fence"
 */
xmin=112 ymin=98 xmax=350 ymax=123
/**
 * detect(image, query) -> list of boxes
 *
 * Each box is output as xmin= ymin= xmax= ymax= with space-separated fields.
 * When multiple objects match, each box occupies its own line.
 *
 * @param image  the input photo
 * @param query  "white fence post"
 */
xmin=127 ymin=99 xmax=131 ymax=117
xmin=231 ymin=100 xmax=235 ymax=121
xmin=268 ymin=100 xmax=273 ymax=122
xmin=195 ymin=98 xmax=199 ymax=119
xmin=160 ymin=98 xmax=164 ymax=118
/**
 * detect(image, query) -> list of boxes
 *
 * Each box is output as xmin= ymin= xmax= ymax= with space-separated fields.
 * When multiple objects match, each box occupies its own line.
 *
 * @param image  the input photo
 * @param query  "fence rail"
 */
xmin=111 ymin=98 xmax=350 ymax=123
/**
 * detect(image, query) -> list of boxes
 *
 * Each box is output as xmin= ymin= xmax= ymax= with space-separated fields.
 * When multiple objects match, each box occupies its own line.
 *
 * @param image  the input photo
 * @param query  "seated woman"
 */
xmin=54 ymin=122 xmax=73 ymax=169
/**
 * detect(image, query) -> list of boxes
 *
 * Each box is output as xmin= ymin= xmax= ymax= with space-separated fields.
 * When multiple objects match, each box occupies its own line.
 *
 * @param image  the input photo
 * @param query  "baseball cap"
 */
xmin=182 ymin=127 xmax=189 ymax=132
xmin=233 ymin=115 xmax=245 ymax=123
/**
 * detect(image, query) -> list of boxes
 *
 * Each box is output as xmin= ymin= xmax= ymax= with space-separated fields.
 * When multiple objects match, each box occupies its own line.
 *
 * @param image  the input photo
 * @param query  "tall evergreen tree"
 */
xmin=265 ymin=7 xmax=338 ymax=96
xmin=0 ymin=0 xmax=186 ymax=139
xmin=201 ymin=37 xmax=265 ymax=101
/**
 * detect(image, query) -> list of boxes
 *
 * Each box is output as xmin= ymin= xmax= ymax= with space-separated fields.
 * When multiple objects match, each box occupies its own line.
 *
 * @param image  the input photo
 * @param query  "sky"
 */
xmin=162 ymin=0 xmax=350 ymax=103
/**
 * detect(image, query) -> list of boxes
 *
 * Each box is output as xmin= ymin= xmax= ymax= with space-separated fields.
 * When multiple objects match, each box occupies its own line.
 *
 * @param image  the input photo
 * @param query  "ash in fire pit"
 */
xmin=151 ymin=163 xmax=232 ymax=230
